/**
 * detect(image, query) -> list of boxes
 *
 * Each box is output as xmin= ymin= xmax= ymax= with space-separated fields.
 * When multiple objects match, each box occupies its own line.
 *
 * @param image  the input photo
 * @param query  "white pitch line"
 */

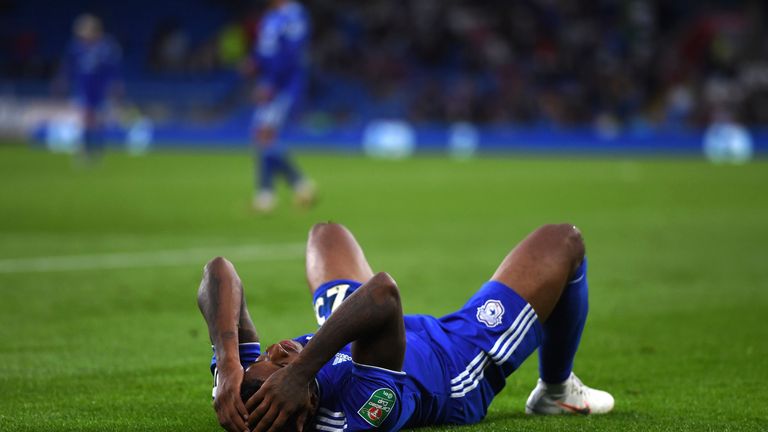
xmin=0 ymin=243 xmax=305 ymax=274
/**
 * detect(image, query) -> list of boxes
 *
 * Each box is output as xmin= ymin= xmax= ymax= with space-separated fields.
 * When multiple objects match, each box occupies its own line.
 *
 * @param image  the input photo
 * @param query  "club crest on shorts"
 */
xmin=477 ymin=299 xmax=505 ymax=327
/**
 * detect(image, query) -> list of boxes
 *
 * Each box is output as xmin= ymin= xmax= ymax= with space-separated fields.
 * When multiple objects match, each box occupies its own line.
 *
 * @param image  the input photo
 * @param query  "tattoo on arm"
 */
xmin=209 ymin=273 xmax=220 ymax=309
xmin=198 ymin=258 xmax=248 ymax=364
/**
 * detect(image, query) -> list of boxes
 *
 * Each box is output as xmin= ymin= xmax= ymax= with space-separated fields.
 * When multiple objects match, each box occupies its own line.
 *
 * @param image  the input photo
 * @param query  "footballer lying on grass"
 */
xmin=198 ymin=223 xmax=614 ymax=432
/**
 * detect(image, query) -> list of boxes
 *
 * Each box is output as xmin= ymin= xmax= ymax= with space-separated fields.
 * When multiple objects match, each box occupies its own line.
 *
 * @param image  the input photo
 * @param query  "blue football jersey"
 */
xmin=65 ymin=36 xmax=121 ymax=105
xmin=255 ymin=0 xmax=309 ymax=91
xmin=293 ymin=314 xmax=457 ymax=431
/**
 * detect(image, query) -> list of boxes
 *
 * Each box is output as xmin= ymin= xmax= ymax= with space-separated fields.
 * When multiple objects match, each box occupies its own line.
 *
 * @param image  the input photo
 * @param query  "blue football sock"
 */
xmin=259 ymin=148 xmax=303 ymax=191
xmin=274 ymin=152 xmax=302 ymax=187
xmin=83 ymin=127 xmax=102 ymax=156
xmin=538 ymin=259 xmax=589 ymax=384
xmin=258 ymin=150 xmax=279 ymax=192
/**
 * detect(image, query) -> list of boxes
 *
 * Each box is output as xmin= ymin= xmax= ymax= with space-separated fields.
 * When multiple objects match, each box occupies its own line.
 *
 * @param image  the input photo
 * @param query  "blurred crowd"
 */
xmin=3 ymin=0 xmax=767 ymax=129
xmin=308 ymin=0 xmax=768 ymax=128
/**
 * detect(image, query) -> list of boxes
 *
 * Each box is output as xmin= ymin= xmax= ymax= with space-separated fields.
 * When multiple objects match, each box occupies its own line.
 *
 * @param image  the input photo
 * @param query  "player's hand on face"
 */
xmin=246 ymin=365 xmax=313 ymax=432
xmin=213 ymin=361 xmax=249 ymax=432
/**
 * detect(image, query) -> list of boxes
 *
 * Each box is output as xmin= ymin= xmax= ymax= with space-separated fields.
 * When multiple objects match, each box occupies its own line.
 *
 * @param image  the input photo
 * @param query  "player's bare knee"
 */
xmin=559 ymin=223 xmax=585 ymax=267
xmin=536 ymin=223 xmax=585 ymax=265
xmin=309 ymin=221 xmax=333 ymax=237
xmin=309 ymin=221 xmax=348 ymax=241
xmin=571 ymin=226 xmax=585 ymax=260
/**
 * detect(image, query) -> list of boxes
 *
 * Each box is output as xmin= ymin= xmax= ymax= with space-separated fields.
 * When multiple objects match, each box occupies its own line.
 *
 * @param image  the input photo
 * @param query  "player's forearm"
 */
xmin=198 ymin=257 xmax=243 ymax=366
xmin=291 ymin=272 xmax=403 ymax=379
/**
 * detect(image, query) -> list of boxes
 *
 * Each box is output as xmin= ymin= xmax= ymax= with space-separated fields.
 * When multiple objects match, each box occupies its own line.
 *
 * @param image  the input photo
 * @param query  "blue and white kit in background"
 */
xmin=252 ymin=0 xmax=309 ymax=130
xmin=207 ymin=268 xmax=595 ymax=430
xmin=65 ymin=35 xmax=121 ymax=110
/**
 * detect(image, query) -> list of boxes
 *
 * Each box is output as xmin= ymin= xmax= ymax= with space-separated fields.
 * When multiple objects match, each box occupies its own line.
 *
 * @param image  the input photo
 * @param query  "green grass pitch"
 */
xmin=0 ymin=145 xmax=766 ymax=431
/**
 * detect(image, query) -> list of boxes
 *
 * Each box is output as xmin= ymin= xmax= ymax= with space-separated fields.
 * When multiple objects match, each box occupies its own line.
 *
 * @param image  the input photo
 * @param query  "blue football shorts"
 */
xmin=436 ymin=280 xmax=543 ymax=422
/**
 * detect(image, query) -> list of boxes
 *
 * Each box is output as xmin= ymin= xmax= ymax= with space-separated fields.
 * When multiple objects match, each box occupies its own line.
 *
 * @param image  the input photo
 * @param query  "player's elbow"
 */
xmin=369 ymin=272 xmax=402 ymax=315
xmin=560 ymin=223 xmax=586 ymax=265
xmin=198 ymin=256 xmax=238 ymax=304
xmin=204 ymin=256 xmax=234 ymax=276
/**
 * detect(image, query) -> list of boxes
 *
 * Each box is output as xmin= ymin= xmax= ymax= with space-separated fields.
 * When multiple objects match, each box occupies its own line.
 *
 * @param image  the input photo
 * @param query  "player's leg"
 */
xmin=306 ymin=222 xmax=374 ymax=292
xmin=262 ymin=93 xmax=300 ymax=188
xmin=266 ymin=145 xmax=314 ymax=208
xmin=273 ymin=149 xmax=301 ymax=187
xmin=490 ymin=223 xmax=584 ymax=322
xmin=81 ymin=105 xmax=103 ymax=160
xmin=253 ymin=122 xmax=278 ymax=212
xmin=252 ymin=91 xmax=313 ymax=211
xmin=492 ymin=224 xmax=588 ymax=380
xmin=490 ymin=224 xmax=612 ymax=414
xmin=279 ymin=151 xmax=315 ymax=208
xmin=305 ymin=222 xmax=374 ymax=325
xmin=252 ymin=86 xmax=288 ymax=212
xmin=266 ymin=89 xmax=314 ymax=208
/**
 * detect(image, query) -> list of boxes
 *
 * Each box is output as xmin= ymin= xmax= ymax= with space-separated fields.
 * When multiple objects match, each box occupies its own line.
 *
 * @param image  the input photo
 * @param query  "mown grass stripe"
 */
xmin=0 ymin=243 xmax=304 ymax=273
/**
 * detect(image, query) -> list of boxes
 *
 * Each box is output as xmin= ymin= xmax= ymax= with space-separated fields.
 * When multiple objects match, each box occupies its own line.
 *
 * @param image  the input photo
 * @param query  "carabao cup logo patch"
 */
xmin=476 ymin=299 xmax=505 ymax=327
xmin=357 ymin=388 xmax=396 ymax=427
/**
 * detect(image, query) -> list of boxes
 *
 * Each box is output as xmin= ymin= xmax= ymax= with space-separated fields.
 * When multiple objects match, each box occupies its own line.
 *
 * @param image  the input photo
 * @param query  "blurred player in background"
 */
xmin=55 ymin=14 xmax=122 ymax=162
xmin=249 ymin=0 xmax=315 ymax=213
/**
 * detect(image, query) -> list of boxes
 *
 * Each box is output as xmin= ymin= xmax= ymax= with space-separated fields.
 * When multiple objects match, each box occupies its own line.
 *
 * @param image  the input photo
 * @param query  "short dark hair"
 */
xmin=239 ymin=374 xmax=319 ymax=432
xmin=240 ymin=375 xmax=264 ymax=403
